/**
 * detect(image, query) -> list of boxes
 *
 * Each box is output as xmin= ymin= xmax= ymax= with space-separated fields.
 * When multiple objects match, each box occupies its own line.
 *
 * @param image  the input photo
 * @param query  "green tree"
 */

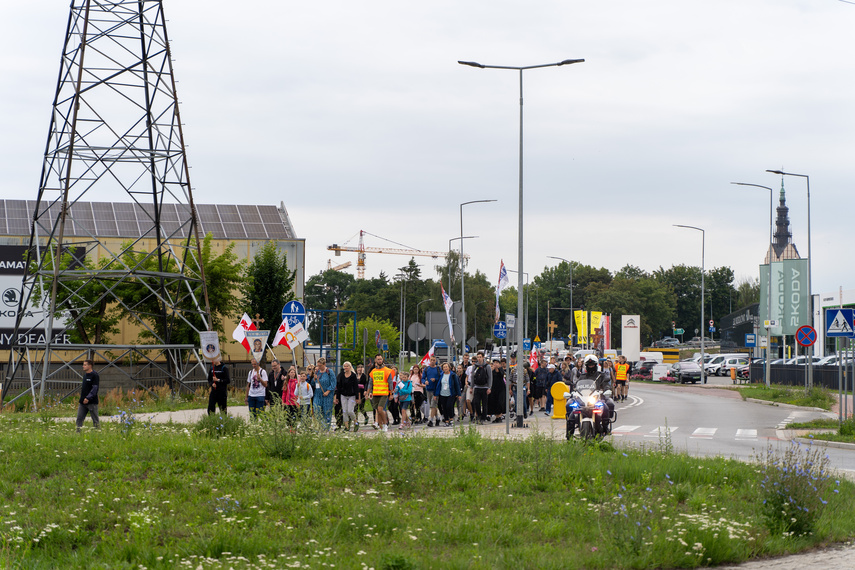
xmin=30 ymin=249 xmax=122 ymax=344
xmin=654 ymin=264 xmax=703 ymax=336
xmin=735 ymin=276 xmax=760 ymax=308
xmin=340 ymin=316 xmax=400 ymax=367
xmin=119 ymin=234 xmax=243 ymax=344
xmin=241 ymin=241 xmax=296 ymax=339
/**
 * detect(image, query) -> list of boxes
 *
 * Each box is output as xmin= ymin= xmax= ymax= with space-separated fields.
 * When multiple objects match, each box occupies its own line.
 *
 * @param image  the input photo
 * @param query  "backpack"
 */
xmin=473 ymin=364 xmax=489 ymax=387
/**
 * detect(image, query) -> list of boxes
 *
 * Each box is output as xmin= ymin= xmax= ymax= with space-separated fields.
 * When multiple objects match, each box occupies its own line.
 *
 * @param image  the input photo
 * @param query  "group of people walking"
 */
xmin=204 ymin=350 xmax=631 ymax=430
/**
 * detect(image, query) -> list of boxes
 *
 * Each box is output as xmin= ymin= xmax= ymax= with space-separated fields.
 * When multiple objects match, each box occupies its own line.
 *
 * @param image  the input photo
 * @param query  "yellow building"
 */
xmin=0 ymin=199 xmax=305 ymax=364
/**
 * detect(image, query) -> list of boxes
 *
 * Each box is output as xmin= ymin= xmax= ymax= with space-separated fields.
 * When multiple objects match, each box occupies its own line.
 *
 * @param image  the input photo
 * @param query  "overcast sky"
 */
xmin=2 ymin=1 xmax=854 ymax=303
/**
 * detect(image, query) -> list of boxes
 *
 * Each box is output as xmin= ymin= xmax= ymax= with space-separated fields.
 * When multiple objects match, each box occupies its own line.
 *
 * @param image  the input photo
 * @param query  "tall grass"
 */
xmin=1 ymin=413 xmax=854 ymax=569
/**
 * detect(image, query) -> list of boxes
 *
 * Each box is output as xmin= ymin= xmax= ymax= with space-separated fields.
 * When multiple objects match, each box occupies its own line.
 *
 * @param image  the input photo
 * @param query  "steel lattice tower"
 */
xmin=2 ymin=0 xmax=212 ymax=406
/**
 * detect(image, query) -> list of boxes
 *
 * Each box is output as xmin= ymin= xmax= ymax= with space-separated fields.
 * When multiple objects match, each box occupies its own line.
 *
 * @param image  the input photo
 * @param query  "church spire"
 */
xmin=766 ymin=178 xmax=800 ymax=262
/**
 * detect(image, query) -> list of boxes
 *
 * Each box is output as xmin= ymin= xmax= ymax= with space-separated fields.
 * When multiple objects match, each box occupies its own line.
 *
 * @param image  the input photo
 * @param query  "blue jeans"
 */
xmin=247 ymin=395 xmax=266 ymax=419
xmin=545 ymin=386 xmax=553 ymax=413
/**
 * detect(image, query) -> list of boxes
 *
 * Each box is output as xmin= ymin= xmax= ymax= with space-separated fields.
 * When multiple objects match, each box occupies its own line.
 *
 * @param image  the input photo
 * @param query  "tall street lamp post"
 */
xmin=448 ymin=236 xmax=477 ymax=358
xmin=459 ymin=57 xmax=584 ymax=429
xmin=731 ymin=182 xmax=774 ymax=388
xmin=547 ymin=256 xmax=574 ymax=348
xmin=674 ymin=225 xmax=706 ymax=385
xmin=460 ymin=200 xmax=496 ymax=357
xmin=767 ymin=169 xmax=813 ymax=390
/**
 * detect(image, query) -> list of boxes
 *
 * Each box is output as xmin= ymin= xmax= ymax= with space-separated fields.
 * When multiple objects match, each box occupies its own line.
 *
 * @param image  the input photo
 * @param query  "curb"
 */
xmin=793 ymin=437 xmax=855 ymax=451
xmin=744 ymin=397 xmax=829 ymax=413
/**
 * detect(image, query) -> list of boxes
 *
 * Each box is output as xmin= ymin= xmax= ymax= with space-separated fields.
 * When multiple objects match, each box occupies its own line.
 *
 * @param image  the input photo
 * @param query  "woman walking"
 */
xmin=436 ymin=362 xmax=461 ymax=427
xmin=312 ymin=358 xmax=336 ymax=429
xmin=336 ymin=361 xmax=361 ymax=432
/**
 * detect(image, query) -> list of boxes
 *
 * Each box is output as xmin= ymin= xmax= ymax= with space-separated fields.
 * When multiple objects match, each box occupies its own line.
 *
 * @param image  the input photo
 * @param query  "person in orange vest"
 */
xmin=367 ymin=353 xmax=395 ymax=433
xmin=614 ymin=355 xmax=631 ymax=402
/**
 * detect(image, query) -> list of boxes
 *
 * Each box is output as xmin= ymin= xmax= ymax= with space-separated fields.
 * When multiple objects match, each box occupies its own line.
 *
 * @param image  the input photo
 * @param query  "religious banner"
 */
xmin=244 ymin=329 xmax=270 ymax=361
xmin=199 ymin=331 xmax=220 ymax=360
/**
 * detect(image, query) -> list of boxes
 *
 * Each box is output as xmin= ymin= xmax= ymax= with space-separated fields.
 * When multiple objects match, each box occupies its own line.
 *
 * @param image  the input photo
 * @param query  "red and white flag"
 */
xmin=419 ymin=342 xmax=436 ymax=367
xmin=529 ymin=348 xmax=539 ymax=371
xmin=272 ymin=317 xmax=309 ymax=350
xmin=440 ymin=283 xmax=455 ymax=343
xmin=231 ymin=313 xmax=257 ymax=352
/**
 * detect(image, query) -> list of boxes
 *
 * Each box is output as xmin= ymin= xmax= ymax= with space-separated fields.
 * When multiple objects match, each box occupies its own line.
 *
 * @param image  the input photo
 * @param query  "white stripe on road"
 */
xmin=645 ymin=426 xmax=678 ymax=438
xmin=691 ymin=427 xmax=717 ymax=439
xmin=611 ymin=425 xmax=641 ymax=436
xmin=735 ymin=428 xmax=757 ymax=440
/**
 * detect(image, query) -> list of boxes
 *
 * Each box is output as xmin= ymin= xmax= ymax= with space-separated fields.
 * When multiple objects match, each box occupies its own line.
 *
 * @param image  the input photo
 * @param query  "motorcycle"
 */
xmin=565 ymin=379 xmax=616 ymax=441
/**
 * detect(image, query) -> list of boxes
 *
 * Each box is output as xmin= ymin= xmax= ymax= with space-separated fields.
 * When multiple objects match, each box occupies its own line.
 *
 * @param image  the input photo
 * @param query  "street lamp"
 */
xmin=460 ymin=57 xmax=584 ymax=429
xmin=396 ymin=271 xmax=407 ymax=368
xmin=474 ymin=299 xmax=491 ymax=351
xmin=767 ymin=169 xmax=813 ymax=389
xmin=547 ymin=256 xmax=574 ymax=348
xmin=460 ymin=199 xmax=497 ymax=358
xmin=415 ymin=298 xmax=433 ymax=357
xmin=674 ymin=224 xmax=706 ymax=385
xmin=506 ymin=269 xmax=530 ymax=339
xmin=731 ymin=182 xmax=774 ymax=388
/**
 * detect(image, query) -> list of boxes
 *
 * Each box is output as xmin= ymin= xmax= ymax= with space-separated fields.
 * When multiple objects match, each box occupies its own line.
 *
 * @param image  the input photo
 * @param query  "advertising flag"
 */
xmin=441 ymin=283 xmax=455 ymax=342
xmin=231 ymin=312 xmax=257 ymax=352
xmin=590 ymin=311 xmax=603 ymax=336
xmin=574 ymin=310 xmax=588 ymax=345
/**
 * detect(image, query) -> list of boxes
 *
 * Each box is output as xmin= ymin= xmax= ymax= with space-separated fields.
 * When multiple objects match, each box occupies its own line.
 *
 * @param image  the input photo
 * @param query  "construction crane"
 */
xmin=329 ymin=230 xmax=467 ymax=279
xmin=326 ymin=260 xmax=352 ymax=271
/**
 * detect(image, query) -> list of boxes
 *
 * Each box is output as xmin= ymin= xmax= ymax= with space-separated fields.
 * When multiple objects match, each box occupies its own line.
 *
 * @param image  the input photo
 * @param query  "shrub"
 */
xmin=251 ymin=405 xmax=323 ymax=459
xmin=838 ymin=416 xmax=855 ymax=437
xmin=193 ymin=412 xmax=247 ymax=439
xmin=757 ymin=441 xmax=832 ymax=536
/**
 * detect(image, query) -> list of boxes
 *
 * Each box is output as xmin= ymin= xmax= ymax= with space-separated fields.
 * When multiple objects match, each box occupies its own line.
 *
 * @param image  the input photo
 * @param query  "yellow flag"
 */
xmin=590 ymin=311 xmax=602 ymax=336
xmin=574 ymin=310 xmax=588 ymax=344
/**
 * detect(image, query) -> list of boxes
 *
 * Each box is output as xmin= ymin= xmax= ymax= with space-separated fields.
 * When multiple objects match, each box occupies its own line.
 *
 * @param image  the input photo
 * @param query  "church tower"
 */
xmin=764 ymin=180 xmax=801 ymax=263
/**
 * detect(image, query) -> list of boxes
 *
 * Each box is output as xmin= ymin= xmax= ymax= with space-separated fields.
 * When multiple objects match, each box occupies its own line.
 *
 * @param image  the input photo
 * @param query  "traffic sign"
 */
xmin=523 ymin=338 xmax=531 ymax=351
xmin=709 ymin=319 xmax=714 ymax=327
xmin=826 ymin=308 xmax=855 ymax=338
xmin=507 ymin=314 xmax=516 ymax=328
xmin=709 ymin=326 xmax=715 ymax=333
xmin=796 ymin=325 xmax=817 ymax=347
xmin=745 ymin=333 xmax=756 ymax=348
xmin=674 ymin=328 xmax=684 ymax=335
xmin=282 ymin=300 xmax=306 ymax=326
xmin=493 ymin=321 xmax=508 ymax=339
xmin=533 ymin=335 xmax=541 ymax=342
xmin=534 ymin=341 xmax=542 ymax=350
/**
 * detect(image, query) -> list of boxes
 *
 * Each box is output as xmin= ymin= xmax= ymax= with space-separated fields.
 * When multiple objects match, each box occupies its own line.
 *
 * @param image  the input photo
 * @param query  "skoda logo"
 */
xmin=3 ymin=288 xmax=19 ymax=307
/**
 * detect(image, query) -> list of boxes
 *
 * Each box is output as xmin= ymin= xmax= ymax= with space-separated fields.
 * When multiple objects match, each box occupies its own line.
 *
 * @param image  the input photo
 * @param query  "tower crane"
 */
xmin=328 ymin=230 xmax=468 ymax=279
xmin=326 ymin=260 xmax=352 ymax=271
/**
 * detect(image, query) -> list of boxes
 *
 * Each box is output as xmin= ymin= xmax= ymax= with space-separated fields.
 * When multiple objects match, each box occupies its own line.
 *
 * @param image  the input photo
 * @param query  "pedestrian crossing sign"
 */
xmin=825 ymin=308 xmax=855 ymax=337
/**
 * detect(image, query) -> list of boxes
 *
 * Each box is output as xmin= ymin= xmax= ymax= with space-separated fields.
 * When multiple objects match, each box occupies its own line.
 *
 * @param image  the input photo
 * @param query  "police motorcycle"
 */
xmin=564 ymin=359 xmax=617 ymax=441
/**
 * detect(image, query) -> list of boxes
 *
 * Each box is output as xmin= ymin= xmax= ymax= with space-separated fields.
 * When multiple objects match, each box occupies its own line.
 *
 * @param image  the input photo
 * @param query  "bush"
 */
xmin=193 ymin=412 xmax=247 ymax=439
xmin=757 ymin=441 xmax=832 ymax=536
xmin=839 ymin=416 xmax=855 ymax=437
xmin=251 ymin=405 xmax=323 ymax=459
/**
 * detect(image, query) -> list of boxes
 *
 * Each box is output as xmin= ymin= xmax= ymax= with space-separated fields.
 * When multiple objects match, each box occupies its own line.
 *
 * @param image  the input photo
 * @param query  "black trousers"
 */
xmin=438 ymin=394 xmax=455 ymax=422
xmin=208 ymin=389 xmax=227 ymax=414
xmin=472 ymin=388 xmax=489 ymax=420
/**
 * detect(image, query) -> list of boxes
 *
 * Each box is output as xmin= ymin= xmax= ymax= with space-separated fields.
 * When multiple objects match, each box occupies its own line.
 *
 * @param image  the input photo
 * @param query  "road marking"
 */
xmin=611 ymin=425 xmax=641 ymax=435
xmin=691 ymin=427 xmax=717 ymax=439
xmin=645 ymin=426 xmax=678 ymax=438
xmin=735 ymin=428 xmax=757 ymax=440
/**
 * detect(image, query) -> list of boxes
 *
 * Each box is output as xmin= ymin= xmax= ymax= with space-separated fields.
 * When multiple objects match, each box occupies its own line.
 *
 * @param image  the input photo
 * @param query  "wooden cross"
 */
xmin=252 ymin=313 xmax=265 ymax=328
xmin=548 ymin=320 xmax=558 ymax=335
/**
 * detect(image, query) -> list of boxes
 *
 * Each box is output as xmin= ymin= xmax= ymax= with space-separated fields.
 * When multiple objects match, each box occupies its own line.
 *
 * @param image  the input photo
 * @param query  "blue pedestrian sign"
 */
xmin=523 ymin=338 xmax=531 ymax=351
xmin=493 ymin=321 xmax=508 ymax=339
xmin=826 ymin=308 xmax=855 ymax=338
xmin=282 ymin=300 xmax=306 ymax=326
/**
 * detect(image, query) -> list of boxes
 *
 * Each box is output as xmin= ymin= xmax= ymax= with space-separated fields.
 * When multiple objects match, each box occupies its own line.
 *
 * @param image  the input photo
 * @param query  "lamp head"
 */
xmin=458 ymin=60 xmax=484 ymax=68
xmin=558 ymin=59 xmax=585 ymax=66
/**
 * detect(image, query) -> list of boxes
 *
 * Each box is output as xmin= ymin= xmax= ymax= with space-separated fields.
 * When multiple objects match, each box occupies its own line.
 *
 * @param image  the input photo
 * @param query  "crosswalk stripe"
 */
xmin=735 ymin=429 xmax=757 ymax=440
xmin=645 ymin=426 xmax=678 ymax=438
xmin=611 ymin=425 xmax=640 ymax=435
xmin=691 ymin=427 xmax=717 ymax=438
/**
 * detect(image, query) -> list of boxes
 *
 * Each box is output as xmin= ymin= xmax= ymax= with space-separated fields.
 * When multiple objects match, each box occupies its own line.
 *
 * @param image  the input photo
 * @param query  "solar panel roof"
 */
xmin=0 ymin=200 xmax=296 ymax=240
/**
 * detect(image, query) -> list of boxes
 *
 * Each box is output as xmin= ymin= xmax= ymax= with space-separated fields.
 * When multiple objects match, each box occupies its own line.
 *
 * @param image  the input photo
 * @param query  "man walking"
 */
xmin=470 ymin=351 xmax=492 ymax=424
xmin=422 ymin=355 xmax=442 ymax=427
xmin=207 ymin=356 xmax=230 ymax=415
xmin=76 ymin=359 xmax=100 ymax=432
xmin=367 ymin=354 xmax=395 ymax=432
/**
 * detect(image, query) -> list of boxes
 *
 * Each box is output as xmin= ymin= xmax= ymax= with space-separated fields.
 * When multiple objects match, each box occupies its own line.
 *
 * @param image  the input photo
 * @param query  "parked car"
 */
xmin=785 ymin=356 xmax=823 ymax=366
xmin=717 ymin=356 xmax=749 ymax=376
xmin=652 ymin=337 xmax=680 ymax=348
xmin=672 ymin=361 xmax=703 ymax=384
xmin=686 ymin=336 xmax=711 ymax=347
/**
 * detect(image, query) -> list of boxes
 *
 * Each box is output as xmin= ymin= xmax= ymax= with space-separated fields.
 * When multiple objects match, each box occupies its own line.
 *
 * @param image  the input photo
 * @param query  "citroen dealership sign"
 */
xmin=759 ymin=259 xmax=808 ymax=336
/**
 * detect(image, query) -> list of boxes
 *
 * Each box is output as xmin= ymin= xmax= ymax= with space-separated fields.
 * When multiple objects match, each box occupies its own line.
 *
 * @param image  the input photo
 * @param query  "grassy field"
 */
xmin=735 ymin=384 xmax=837 ymax=410
xmin=2 ymin=409 xmax=854 ymax=569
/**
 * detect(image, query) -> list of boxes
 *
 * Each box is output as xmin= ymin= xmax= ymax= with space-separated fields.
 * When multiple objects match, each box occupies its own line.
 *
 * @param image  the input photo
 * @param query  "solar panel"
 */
xmin=114 ymin=202 xmax=138 ymax=220
xmin=266 ymin=226 xmax=290 ymax=239
xmin=217 ymin=205 xmax=241 ymax=223
xmin=158 ymin=204 xmax=179 ymax=222
xmin=259 ymin=207 xmax=282 ymax=224
xmin=237 ymin=205 xmax=262 ymax=224
xmin=198 ymin=221 xmax=225 ymax=239
xmin=7 ymin=218 xmax=29 ymax=234
xmin=222 ymin=222 xmax=246 ymax=239
xmin=244 ymin=223 xmax=268 ymax=239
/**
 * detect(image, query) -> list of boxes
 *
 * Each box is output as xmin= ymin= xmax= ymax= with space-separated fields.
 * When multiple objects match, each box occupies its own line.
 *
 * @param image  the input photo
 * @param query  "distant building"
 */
xmin=764 ymin=180 xmax=800 ymax=263
xmin=0 ymin=200 xmax=305 ymax=362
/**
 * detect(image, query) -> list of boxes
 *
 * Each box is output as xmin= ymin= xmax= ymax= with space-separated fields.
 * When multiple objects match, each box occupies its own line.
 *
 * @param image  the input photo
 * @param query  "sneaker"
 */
xmin=448 ymin=421 xmax=453 ymax=427
xmin=381 ymin=424 xmax=388 ymax=432
xmin=354 ymin=423 xmax=359 ymax=432
xmin=427 ymin=420 xmax=434 ymax=428
xmin=372 ymin=422 xmax=380 ymax=430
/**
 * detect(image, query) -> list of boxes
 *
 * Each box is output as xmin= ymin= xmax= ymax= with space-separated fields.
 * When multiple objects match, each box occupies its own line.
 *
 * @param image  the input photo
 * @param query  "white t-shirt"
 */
xmin=247 ymin=368 xmax=268 ymax=398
